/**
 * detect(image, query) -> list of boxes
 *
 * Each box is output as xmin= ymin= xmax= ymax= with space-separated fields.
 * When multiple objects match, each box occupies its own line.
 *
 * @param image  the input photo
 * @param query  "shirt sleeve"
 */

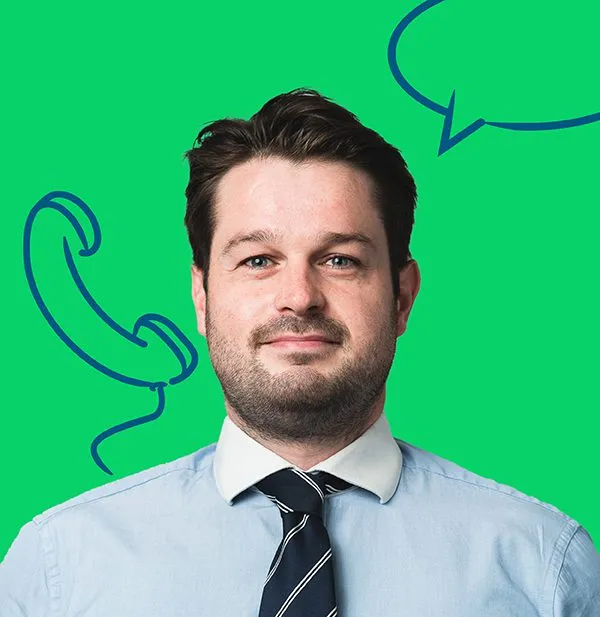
xmin=553 ymin=525 xmax=600 ymax=617
xmin=0 ymin=521 xmax=49 ymax=617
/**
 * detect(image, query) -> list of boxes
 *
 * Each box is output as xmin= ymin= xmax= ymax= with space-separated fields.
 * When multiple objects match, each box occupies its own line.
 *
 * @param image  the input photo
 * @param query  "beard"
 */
xmin=205 ymin=300 xmax=397 ymax=446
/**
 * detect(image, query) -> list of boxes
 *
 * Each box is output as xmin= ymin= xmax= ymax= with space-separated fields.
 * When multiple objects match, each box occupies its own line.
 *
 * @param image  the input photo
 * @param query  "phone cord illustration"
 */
xmin=23 ymin=190 xmax=199 ymax=475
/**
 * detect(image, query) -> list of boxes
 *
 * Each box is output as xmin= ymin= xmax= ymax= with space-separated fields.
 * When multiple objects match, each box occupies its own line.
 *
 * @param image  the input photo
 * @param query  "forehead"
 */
xmin=212 ymin=157 xmax=384 ymax=246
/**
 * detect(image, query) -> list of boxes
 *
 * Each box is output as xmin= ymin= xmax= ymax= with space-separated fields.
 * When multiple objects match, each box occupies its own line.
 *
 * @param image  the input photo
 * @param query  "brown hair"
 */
xmin=184 ymin=88 xmax=417 ymax=301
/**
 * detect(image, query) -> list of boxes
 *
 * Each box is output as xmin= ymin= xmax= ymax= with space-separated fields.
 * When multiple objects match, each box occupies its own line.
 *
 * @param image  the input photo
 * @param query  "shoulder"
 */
xmin=394 ymin=438 xmax=600 ymax=614
xmin=33 ymin=442 xmax=217 ymax=528
xmin=395 ymin=437 xmax=571 ymax=525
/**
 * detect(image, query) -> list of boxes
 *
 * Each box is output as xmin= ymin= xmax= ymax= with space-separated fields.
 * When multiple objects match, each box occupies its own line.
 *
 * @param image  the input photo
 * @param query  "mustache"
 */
xmin=253 ymin=315 xmax=348 ymax=345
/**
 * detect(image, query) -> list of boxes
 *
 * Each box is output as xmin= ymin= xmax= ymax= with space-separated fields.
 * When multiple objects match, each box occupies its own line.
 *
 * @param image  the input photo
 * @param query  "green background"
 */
xmin=2 ymin=0 xmax=599 ymax=559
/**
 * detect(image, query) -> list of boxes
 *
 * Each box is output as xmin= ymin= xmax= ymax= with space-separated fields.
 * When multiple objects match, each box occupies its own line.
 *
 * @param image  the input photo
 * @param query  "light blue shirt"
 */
xmin=2 ymin=412 xmax=599 ymax=616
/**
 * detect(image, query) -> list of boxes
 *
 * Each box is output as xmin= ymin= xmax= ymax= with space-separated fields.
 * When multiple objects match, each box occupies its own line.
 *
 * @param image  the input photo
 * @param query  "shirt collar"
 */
xmin=213 ymin=411 xmax=403 ymax=505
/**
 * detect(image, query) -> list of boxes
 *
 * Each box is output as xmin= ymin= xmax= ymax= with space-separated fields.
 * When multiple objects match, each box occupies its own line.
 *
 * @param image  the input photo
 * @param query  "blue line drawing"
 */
xmin=23 ymin=191 xmax=199 ymax=475
xmin=387 ymin=0 xmax=600 ymax=154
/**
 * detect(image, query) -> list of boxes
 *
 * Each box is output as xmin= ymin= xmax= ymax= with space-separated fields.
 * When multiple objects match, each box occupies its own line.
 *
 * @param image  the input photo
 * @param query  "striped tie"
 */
xmin=255 ymin=468 xmax=353 ymax=617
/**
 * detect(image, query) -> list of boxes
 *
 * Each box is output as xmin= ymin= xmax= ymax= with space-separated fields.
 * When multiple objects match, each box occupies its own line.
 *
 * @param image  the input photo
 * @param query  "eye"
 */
xmin=242 ymin=255 xmax=273 ymax=270
xmin=325 ymin=255 xmax=360 ymax=269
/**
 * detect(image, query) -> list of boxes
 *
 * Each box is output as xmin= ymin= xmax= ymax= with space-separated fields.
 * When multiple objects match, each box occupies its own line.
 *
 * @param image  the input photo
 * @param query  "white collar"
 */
xmin=213 ymin=411 xmax=403 ymax=505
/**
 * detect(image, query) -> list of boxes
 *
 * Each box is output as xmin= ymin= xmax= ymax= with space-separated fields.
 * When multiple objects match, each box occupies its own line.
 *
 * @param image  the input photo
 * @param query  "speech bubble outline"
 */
xmin=387 ymin=0 xmax=600 ymax=155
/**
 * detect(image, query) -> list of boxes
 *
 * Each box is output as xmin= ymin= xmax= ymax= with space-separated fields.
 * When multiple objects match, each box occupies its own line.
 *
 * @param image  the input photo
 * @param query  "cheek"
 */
xmin=209 ymin=287 xmax=263 ymax=337
xmin=353 ymin=295 xmax=396 ymax=339
xmin=333 ymin=301 xmax=374 ymax=347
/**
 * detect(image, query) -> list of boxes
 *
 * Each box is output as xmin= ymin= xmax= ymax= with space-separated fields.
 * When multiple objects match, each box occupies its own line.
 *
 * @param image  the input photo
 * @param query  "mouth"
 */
xmin=265 ymin=340 xmax=335 ymax=349
xmin=262 ymin=336 xmax=339 ymax=350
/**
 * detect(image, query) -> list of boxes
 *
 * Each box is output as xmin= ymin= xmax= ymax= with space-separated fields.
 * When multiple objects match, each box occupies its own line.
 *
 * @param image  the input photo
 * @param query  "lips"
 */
xmin=264 ymin=335 xmax=337 ymax=344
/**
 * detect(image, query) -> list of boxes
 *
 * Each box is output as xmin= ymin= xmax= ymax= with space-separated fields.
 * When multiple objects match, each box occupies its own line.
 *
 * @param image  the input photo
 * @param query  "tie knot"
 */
xmin=255 ymin=468 xmax=352 ymax=518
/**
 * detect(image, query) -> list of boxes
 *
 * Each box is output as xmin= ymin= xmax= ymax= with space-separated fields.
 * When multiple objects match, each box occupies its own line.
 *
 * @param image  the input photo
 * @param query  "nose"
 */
xmin=273 ymin=260 xmax=326 ymax=315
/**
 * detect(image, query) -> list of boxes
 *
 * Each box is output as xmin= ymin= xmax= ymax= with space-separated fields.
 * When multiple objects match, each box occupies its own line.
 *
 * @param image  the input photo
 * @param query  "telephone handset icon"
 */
xmin=23 ymin=191 xmax=199 ymax=474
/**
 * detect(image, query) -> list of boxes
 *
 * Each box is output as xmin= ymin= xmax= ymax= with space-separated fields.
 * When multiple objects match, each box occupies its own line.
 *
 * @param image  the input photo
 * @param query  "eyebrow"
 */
xmin=220 ymin=229 xmax=377 ymax=259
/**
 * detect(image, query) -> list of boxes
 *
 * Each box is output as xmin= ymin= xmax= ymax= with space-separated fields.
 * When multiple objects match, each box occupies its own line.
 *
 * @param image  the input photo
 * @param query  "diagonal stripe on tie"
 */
xmin=255 ymin=468 xmax=352 ymax=617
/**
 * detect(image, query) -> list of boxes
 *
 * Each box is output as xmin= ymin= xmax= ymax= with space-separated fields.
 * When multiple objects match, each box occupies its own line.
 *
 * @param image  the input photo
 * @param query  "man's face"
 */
xmin=191 ymin=156 xmax=416 ymax=445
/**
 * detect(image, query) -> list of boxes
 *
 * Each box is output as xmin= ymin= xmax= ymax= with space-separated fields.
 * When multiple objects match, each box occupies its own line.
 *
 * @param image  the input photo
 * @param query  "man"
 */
xmin=1 ymin=88 xmax=599 ymax=616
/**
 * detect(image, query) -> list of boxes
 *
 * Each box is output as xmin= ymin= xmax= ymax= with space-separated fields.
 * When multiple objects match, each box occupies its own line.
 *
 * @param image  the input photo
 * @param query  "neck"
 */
xmin=225 ymin=393 xmax=385 ymax=470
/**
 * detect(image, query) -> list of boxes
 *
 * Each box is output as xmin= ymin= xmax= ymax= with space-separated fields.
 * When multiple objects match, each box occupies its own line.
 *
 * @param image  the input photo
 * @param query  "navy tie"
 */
xmin=255 ymin=468 xmax=353 ymax=617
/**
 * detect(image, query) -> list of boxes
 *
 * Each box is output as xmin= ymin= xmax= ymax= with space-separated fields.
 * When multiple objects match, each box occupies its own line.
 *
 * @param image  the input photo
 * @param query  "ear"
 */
xmin=191 ymin=265 xmax=207 ymax=337
xmin=396 ymin=259 xmax=421 ymax=337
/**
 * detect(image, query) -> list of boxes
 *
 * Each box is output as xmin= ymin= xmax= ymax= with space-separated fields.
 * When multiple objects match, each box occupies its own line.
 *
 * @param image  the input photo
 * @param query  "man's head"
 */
xmin=184 ymin=89 xmax=420 ymax=447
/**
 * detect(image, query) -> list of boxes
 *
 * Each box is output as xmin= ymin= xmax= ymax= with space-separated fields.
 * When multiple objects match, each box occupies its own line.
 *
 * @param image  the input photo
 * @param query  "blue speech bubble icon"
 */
xmin=388 ymin=0 xmax=600 ymax=155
